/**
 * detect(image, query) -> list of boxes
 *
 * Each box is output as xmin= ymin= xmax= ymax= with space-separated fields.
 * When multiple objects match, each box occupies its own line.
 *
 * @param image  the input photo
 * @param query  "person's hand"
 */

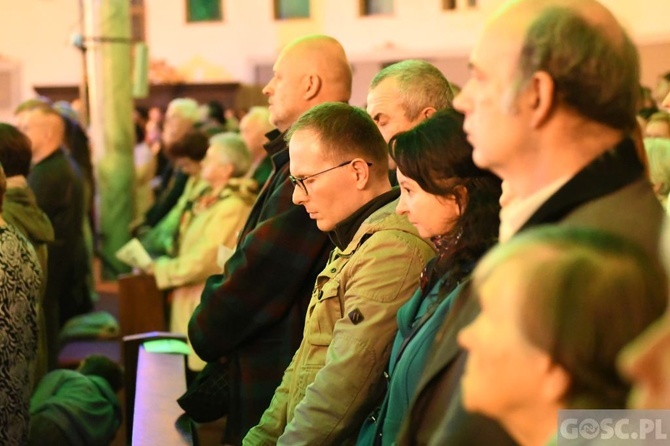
xmin=143 ymin=262 xmax=155 ymax=275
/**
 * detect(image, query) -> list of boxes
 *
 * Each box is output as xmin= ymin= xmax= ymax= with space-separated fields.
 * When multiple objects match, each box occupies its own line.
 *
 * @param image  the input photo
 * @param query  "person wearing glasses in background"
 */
xmin=244 ymin=102 xmax=435 ymax=445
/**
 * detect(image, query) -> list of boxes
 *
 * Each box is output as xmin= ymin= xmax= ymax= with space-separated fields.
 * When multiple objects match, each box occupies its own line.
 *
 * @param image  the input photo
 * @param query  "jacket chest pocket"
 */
xmin=305 ymin=278 xmax=342 ymax=349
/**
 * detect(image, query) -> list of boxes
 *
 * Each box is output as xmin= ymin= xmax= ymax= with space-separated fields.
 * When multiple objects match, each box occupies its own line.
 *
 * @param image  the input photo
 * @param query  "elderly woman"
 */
xmin=0 ymin=162 xmax=42 ymax=444
xmin=357 ymin=109 xmax=501 ymax=445
xmin=146 ymin=132 xmax=257 ymax=371
xmin=458 ymin=226 xmax=667 ymax=446
xmin=643 ymin=137 xmax=670 ymax=212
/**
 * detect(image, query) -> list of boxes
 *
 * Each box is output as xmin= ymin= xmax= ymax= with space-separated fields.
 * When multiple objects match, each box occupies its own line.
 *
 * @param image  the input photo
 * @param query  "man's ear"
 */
xmin=422 ymin=107 xmax=437 ymax=120
xmin=351 ymin=158 xmax=371 ymax=190
xmin=528 ymin=71 xmax=555 ymax=128
xmin=304 ymin=74 xmax=322 ymax=101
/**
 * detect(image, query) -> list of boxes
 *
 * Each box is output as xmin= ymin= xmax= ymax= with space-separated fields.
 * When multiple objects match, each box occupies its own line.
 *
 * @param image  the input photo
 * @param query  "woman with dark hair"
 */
xmin=357 ymin=109 xmax=501 ymax=445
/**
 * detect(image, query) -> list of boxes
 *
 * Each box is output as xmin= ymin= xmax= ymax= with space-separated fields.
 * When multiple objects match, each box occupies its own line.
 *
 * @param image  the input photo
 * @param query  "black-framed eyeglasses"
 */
xmin=289 ymin=160 xmax=372 ymax=195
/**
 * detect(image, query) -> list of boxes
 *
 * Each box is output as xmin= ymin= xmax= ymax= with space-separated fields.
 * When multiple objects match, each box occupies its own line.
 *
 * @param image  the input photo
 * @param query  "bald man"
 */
xmin=15 ymin=102 xmax=88 ymax=370
xmin=188 ymin=35 xmax=352 ymax=444
xmin=397 ymin=1 xmax=665 ymax=445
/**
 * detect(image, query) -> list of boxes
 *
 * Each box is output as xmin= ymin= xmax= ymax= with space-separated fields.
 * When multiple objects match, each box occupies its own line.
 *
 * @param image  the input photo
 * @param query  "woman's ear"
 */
xmin=541 ymin=361 xmax=571 ymax=405
xmin=452 ymin=184 xmax=469 ymax=215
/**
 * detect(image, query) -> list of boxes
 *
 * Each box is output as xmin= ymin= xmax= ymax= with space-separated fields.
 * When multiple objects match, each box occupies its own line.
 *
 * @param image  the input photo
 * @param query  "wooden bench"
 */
xmin=118 ymin=272 xmax=168 ymax=337
xmin=123 ymin=332 xmax=194 ymax=445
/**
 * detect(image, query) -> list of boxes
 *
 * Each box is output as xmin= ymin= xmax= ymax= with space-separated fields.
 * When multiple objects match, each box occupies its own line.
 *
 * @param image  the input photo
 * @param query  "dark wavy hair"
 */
xmin=390 ymin=109 xmax=501 ymax=295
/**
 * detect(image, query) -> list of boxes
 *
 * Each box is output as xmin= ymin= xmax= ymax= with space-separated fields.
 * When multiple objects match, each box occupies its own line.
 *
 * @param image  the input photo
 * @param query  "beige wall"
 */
xmin=0 ymin=0 xmax=668 ymax=119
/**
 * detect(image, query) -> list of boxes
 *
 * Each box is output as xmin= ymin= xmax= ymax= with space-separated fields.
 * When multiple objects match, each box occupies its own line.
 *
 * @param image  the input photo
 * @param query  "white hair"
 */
xmin=209 ymin=132 xmax=252 ymax=177
xmin=167 ymin=98 xmax=200 ymax=123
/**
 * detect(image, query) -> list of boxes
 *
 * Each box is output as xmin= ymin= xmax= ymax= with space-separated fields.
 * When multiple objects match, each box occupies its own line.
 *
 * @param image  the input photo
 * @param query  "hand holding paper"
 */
xmin=115 ymin=238 xmax=154 ymax=271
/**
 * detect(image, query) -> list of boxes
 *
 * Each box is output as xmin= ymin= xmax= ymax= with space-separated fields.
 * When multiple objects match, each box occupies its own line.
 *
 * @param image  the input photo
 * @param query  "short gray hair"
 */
xmin=514 ymin=6 xmax=639 ymax=132
xmin=209 ymin=132 xmax=252 ymax=177
xmin=242 ymin=106 xmax=273 ymax=133
xmin=644 ymin=137 xmax=670 ymax=196
xmin=369 ymin=60 xmax=454 ymax=120
xmin=167 ymin=98 xmax=200 ymax=123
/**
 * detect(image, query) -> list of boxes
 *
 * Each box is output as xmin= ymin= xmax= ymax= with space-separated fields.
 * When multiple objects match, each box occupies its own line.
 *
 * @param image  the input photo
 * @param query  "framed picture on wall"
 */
xmin=186 ymin=0 xmax=222 ymax=23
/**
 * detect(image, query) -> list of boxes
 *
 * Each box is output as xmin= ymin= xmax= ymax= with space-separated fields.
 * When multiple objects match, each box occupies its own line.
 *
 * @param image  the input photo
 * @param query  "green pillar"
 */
xmin=85 ymin=0 xmax=134 ymax=277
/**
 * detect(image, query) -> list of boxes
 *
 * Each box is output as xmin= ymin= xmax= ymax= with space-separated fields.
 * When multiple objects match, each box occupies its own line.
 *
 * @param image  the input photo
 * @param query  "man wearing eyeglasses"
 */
xmin=188 ymin=35 xmax=353 ymax=444
xmin=244 ymin=103 xmax=435 ymax=445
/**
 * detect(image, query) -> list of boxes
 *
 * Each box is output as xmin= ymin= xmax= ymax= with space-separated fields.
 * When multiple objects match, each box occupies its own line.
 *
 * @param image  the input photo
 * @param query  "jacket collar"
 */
xmin=263 ymin=128 xmax=289 ymax=172
xmin=518 ymin=137 xmax=643 ymax=232
xmin=264 ymin=129 xmax=285 ymax=156
xmin=328 ymin=188 xmax=400 ymax=250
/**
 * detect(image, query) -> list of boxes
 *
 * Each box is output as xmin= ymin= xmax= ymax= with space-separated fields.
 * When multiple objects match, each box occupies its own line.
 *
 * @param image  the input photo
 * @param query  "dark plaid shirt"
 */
xmin=189 ymin=129 xmax=333 ymax=444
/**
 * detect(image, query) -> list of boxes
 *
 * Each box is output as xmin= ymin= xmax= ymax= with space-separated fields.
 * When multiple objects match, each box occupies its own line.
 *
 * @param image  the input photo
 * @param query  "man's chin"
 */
xmin=315 ymin=220 xmax=333 ymax=232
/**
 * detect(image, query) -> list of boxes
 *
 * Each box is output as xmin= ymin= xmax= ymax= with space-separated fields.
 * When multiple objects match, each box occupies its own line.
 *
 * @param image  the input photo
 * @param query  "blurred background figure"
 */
xmin=53 ymin=100 xmax=98 ymax=305
xmin=238 ymin=106 xmax=273 ymax=189
xmin=0 ymin=161 xmax=42 ymax=445
xmin=458 ymin=227 xmax=667 ymax=446
xmin=645 ymin=111 xmax=670 ymax=139
xmin=643 ymin=137 xmax=670 ymax=211
xmin=139 ymin=129 xmax=210 ymax=258
xmin=142 ymin=98 xmax=200 ymax=231
xmin=619 ymin=218 xmax=670 ymax=410
xmin=15 ymin=101 xmax=90 ymax=369
xmin=198 ymin=99 xmax=227 ymax=137
xmin=637 ymin=84 xmax=659 ymax=129
xmin=28 ymin=354 xmax=124 ymax=446
xmin=146 ymin=132 xmax=256 ymax=372
xmin=131 ymin=110 xmax=158 ymax=230
xmin=0 ymin=123 xmax=54 ymax=390
xmin=654 ymin=72 xmax=670 ymax=107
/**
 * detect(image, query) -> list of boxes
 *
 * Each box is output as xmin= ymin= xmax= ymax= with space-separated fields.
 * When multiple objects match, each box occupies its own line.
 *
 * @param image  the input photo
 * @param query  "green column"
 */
xmin=85 ymin=0 xmax=134 ymax=277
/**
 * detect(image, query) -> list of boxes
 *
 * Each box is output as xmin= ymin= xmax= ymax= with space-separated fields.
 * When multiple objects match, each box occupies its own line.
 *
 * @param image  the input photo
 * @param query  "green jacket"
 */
xmin=3 ymin=181 xmax=54 ymax=273
xmin=246 ymin=198 xmax=435 ymax=446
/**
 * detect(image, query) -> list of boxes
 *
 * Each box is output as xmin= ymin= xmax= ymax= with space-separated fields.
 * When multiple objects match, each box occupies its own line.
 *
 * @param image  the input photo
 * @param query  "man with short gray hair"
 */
xmin=399 ymin=1 xmax=665 ymax=444
xmin=367 ymin=59 xmax=454 ymax=175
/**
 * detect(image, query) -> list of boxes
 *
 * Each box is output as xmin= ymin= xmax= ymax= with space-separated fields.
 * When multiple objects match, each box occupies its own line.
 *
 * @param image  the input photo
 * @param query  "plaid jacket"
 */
xmin=189 ymin=129 xmax=333 ymax=444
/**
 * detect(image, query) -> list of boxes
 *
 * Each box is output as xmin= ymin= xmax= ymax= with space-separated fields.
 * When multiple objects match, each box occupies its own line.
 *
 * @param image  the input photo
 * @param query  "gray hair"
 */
xmin=514 ymin=6 xmax=639 ymax=132
xmin=369 ymin=60 xmax=454 ymax=121
xmin=167 ymin=98 xmax=200 ymax=123
xmin=644 ymin=137 xmax=670 ymax=196
xmin=209 ymin=132 xmax=252 ymax=177
xmin=242 ymin=106 xmax=273 ymax=132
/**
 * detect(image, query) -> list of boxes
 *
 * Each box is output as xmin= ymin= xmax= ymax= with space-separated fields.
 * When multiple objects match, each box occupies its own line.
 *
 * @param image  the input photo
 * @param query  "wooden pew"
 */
xmin=123 ymin=332 xmax=194 ymax=445
xmin=118 ymin=272 xmax=167 ymax=337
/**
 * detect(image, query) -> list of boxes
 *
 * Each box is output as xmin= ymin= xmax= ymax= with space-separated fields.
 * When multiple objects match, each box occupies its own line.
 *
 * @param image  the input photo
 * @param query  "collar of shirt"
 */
xmin=328 ymin=188 xmax=400 ymax=250
xmin=499 ymin=175 xmax=570 ymax=243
